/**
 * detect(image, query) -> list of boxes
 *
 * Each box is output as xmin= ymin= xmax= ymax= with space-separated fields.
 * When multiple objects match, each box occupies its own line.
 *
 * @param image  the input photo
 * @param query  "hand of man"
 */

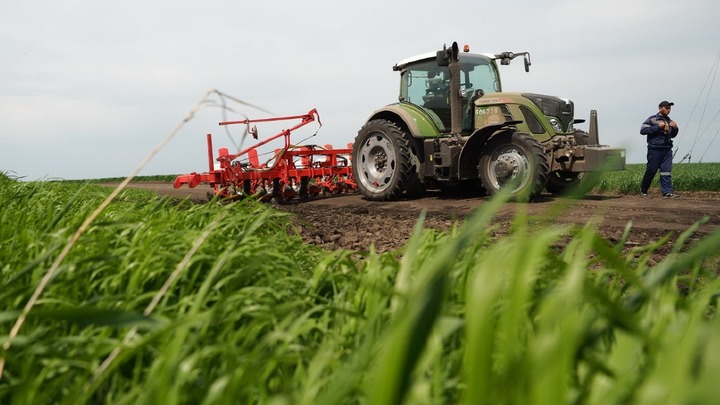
xmin=669 ymin=121 xmax=677 ymax=128
xmin=658 ymin=120 xmax=666 ymax=129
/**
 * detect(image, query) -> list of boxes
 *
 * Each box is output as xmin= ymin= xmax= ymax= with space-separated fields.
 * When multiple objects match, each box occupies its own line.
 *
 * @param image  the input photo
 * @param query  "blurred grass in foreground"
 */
xmin=1 ymin=172 xmax=719 ymax=404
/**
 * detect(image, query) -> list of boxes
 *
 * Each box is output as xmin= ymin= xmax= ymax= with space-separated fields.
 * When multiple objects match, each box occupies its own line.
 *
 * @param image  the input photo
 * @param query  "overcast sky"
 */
xmin=2 ymin=0 xmax=719 ymax=180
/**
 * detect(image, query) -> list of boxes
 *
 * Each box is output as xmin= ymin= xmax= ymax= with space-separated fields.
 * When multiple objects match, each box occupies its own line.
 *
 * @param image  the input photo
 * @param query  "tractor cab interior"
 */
xmin=422 ymin=75 xmax=481 ymax=134
xmin=421 ymin=71 xmax=452 ymax=129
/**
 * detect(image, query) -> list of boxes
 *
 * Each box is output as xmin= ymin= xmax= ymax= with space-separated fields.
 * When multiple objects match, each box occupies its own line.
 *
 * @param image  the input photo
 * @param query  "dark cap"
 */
xmin=659 ymin=100 xmax=674 ymax=108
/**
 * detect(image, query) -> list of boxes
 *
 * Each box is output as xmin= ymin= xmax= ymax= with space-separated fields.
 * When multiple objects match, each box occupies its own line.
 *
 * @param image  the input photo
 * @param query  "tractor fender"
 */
xmin=457 ymin=121 xmax=522 ymax=179
xmin=363 ymin=104 xmax=439 ymax=137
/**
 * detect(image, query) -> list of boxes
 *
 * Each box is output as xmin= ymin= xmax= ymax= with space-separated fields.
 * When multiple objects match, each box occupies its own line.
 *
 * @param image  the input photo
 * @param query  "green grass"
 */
xmin=52 ymin=174 xmax=180 ymax=184
xmin=597 ymin=162 xmax=720 ymax=193
xmin=1 ymin=172 xmax=720 ymax=404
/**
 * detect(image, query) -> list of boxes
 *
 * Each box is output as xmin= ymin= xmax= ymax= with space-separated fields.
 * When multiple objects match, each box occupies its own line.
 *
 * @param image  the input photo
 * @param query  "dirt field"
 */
xmin=114 ymin=182 xmax=720 ymax=262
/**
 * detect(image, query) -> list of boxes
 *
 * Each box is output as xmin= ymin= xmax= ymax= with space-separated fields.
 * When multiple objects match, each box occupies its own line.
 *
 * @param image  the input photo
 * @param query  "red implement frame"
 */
xmin=173 ymin=109 xmax=356 ymax=201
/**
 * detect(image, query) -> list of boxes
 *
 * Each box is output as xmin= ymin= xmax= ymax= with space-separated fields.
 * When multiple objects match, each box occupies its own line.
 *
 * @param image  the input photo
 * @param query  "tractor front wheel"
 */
xmin=477 ymin=131 xmax=549 ymax=201
xmin=352 ymin=119 xmax=422 ymax=201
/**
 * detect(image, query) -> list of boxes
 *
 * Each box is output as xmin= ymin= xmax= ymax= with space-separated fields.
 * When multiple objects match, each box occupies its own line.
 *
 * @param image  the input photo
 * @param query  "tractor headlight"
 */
xmin=548 ymin=117 xmax=563 ymax=132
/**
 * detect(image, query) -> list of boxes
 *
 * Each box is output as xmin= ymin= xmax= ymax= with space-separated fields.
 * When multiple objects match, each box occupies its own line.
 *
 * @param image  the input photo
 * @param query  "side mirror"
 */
xmin=436 ymin=42 xmax=459 ymax=67
xmin=494 ymin=51 xmax=532 ymax=72
xmin=524 ymin=54 xmax=532 ymax=73
xmin=436 ymin=50 xmax=449 ymax=67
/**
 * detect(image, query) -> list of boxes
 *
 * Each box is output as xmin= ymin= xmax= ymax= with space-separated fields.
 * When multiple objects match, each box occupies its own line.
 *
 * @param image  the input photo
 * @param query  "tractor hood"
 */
xmin=474 ymin=92 xmax=577 ymax=135
xmin=521 ymin=93 xmax=575 ymax=133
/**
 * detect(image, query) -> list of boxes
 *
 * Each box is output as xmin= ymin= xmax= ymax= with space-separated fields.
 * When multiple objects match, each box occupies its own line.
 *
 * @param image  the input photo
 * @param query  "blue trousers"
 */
xmin=641 ymin=148 xmax=673 ymax=194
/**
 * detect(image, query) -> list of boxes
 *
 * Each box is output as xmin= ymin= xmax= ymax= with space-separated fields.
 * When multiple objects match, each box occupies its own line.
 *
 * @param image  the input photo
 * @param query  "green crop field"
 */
xmin=596 ymin=162 xmax=720 ymax=193
xmin=2 ymin=170 xmax=720 ymax=404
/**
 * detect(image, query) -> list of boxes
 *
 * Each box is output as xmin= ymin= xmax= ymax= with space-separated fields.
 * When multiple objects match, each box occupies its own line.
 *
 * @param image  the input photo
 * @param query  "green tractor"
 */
xmin=351 ymin=42 xmax=626 ymax=201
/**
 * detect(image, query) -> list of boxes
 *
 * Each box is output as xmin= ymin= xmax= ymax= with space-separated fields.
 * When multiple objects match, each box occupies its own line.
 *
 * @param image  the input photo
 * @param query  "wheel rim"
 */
xmin=357 ymin=134 xmax=396 ymax=193
xmin=486 ymin=145 xmax=531 ymax=192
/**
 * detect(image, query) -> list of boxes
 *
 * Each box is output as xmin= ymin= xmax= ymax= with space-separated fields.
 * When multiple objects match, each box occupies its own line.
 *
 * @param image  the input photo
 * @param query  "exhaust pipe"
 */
xmin=437 ymin=42 xmax=466 ymax=142
xmin=448 ymin=43 xmax=462 ymax=136
xmin=587 ymin=110 xmax=599 ymax=146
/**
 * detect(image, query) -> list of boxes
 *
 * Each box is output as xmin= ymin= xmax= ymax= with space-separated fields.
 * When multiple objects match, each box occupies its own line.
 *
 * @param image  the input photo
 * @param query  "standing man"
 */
xmin=640 ymin=100 xmax=679 ymax=198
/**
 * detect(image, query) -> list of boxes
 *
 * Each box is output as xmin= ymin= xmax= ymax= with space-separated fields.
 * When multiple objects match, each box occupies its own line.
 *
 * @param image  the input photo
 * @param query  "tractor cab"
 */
xmin=394 ymin=52 xmax=501 ymax=134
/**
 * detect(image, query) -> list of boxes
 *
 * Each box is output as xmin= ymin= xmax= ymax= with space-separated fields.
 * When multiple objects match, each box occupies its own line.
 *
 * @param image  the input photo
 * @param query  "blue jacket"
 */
xmin=640 ymin=113 xmax=679 ymax=149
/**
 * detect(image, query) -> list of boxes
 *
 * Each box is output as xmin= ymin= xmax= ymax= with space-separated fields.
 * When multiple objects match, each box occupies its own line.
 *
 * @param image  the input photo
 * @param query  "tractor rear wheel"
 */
xmin=477 ymin=131 xmax=549 ymax=201
xmin=353 ymin=119 xmax=422 ymax=201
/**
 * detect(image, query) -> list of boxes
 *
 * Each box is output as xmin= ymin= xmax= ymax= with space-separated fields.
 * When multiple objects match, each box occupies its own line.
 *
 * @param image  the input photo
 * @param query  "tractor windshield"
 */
xmin=399 ymin=54 xmax=500 ymax=132
xmin=399 ymin=54 xmax=500 ymax=106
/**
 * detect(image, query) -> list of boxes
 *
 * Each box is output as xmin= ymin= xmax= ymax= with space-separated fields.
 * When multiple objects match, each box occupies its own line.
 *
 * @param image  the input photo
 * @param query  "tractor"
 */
xmin=352 ymin=42 xmax=626 ymax=201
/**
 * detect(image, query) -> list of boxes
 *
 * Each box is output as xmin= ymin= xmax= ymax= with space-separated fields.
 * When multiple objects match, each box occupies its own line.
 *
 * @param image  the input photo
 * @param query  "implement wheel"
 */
xmin=352 ymin=119 xmax=423 ymax=201
xmin=478 ymin=131 xmax=548 ymax=201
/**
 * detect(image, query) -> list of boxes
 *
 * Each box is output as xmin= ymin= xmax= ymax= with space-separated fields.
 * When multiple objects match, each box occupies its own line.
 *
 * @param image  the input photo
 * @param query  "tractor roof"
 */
xmin=393 ymin=51 xmax=495 ymax=70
